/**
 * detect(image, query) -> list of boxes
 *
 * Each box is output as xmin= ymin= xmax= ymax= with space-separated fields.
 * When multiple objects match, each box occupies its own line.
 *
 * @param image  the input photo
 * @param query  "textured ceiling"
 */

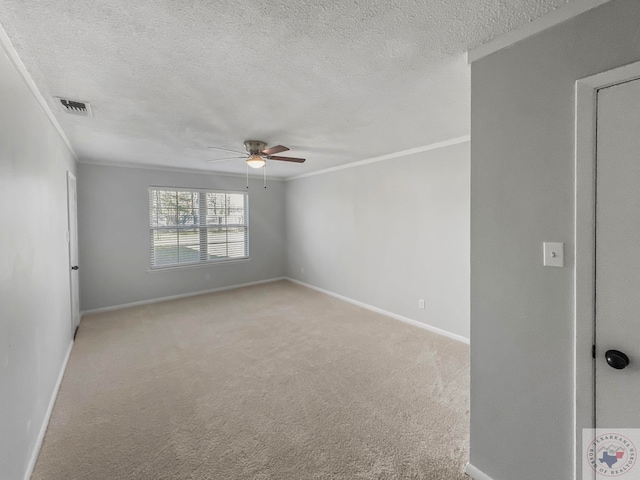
xmin=1 ymin=0 xmax=571 ymax=178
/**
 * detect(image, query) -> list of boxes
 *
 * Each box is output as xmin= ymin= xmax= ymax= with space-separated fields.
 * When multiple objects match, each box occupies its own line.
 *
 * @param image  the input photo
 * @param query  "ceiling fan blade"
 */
xmin=208 ymin=146 xmax=247 ymax=155
xmin=261 ymin=145 xmax=289 ymax=155
xmin=207 ymin=156 xmax=248 ymax=163
xmin=267 ymin=155 xmax=306 ymax=163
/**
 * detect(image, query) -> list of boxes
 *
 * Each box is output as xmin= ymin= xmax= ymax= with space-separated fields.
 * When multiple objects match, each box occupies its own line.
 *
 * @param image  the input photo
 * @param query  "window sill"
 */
xmin=147 ymin=257 xmax=251 ymax=274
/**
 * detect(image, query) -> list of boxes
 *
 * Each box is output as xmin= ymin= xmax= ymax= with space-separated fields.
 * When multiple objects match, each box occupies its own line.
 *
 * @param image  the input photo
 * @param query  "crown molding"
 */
xmin=0 ymin=22 xmax=77 ymax=160
xmin=78 ymin=158 xmax=286 ymax=181
xmin=287 ymin=135 xmax=470 ymax=181
xmin=468 ymin=0 xmax=613 ymax=63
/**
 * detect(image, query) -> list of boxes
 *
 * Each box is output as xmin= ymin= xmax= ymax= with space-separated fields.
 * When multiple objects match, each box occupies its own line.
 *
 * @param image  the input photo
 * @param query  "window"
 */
xmin=149 ymin=188 xmax=248 ymax=269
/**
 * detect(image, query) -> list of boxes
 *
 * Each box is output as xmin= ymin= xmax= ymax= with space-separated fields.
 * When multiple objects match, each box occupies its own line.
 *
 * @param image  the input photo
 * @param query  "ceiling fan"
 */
xmin=208 ymin=141 xmax=306 ymax=169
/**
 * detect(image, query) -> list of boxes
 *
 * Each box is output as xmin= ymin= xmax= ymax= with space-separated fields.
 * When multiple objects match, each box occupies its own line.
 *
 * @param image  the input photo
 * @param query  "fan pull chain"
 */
xmin=264 ymin=163 xmax=267 ymax=189
xmin=246 ymin=163 xmax=249 ymax=189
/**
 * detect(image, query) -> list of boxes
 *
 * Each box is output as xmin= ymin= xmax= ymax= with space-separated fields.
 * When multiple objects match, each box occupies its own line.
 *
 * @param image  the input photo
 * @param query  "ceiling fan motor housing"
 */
xmin=244 ymin=140 xmax=267 ymax=154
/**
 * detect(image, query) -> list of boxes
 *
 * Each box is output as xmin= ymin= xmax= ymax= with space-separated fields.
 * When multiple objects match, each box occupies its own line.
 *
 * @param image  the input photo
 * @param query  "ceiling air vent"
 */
xmin=58 ymin=98 xmax=92 ymax=117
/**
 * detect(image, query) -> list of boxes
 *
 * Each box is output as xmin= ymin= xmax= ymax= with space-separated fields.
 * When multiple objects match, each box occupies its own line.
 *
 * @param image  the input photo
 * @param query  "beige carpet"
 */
xmin=33 ymin=280 xmax=469 ymax=479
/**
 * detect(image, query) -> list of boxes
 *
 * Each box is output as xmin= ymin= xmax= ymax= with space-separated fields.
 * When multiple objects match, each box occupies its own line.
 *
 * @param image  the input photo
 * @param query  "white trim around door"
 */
xmin=574 ymin=59 xmax=640 ymax=480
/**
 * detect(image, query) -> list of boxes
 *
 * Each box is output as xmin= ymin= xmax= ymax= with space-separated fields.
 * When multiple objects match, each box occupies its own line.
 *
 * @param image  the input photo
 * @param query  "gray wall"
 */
xmin=77 ymin=164 xmax=286 ymax=311
xmin=470 ymin=0 xmax=640 ymax=478
xmin=0 ymin=44 xmax=77 ymax=478
xmin=286 ymin=142 xmax=470 ymax=339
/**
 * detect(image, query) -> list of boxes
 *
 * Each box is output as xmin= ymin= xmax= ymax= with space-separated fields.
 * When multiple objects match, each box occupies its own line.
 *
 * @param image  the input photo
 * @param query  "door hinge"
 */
xmin=592 ymin=344 xmax=596 ymax=359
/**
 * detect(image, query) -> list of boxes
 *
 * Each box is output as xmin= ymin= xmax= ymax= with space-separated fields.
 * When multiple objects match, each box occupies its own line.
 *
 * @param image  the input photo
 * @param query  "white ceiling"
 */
xmin=1 ymin=0 xmax=571 ymax=178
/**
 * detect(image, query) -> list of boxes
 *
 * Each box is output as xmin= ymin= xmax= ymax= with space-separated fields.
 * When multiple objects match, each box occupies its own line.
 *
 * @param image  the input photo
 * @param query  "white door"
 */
xmin=67 ymin=172 xmax=80 ymax=334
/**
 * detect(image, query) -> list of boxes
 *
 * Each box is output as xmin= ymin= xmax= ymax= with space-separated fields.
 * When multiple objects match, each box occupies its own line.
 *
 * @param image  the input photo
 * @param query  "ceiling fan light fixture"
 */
xmin=246 ymin=153 xmax=266 ymax=169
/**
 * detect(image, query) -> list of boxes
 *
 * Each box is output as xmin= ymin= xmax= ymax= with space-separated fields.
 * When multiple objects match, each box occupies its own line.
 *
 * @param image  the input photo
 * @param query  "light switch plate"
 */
xmin=543 ymin=242 xmax=564 ymax=267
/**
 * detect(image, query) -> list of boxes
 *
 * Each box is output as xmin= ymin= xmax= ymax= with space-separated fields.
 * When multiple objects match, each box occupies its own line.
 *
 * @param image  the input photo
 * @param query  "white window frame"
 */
xmin=148 ymin=186 xmax=249 ymax=270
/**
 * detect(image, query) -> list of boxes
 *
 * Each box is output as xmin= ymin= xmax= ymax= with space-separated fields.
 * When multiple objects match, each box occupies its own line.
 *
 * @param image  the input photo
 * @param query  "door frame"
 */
xmin=574 ymin=60 xmax=640 ymax=480
xmin=67 ymin=171 xmax=80 ymax=335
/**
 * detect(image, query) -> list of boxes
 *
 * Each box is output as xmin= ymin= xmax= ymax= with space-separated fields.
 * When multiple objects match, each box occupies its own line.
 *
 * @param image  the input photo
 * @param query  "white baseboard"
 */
xmin=285 ymin=278 xmax=470 ymax=345
xmin=80 ymin=277 xmax=287 ymax=316
xmin=82 ymin=275 xmax=470 ymax=344
xmin=23 ymin=340 xmax=73 ymax=480
xmin=465 ymin=463 xmax=496 ymax=480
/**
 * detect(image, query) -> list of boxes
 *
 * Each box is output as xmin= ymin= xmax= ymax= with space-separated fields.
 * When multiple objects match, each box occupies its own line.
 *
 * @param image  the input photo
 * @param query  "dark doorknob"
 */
xmin=71 ymin=265 xmax=79 ymax=271
xmin=605 ymin=350 xmax=630 ymax=370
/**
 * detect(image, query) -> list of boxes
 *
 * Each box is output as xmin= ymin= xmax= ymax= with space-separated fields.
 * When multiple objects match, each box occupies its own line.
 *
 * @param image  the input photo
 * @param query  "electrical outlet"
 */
xmin=418 ymin=299 xmax=425 ymax=309
xmin=301 ymin=267 xmax=304 ymax=274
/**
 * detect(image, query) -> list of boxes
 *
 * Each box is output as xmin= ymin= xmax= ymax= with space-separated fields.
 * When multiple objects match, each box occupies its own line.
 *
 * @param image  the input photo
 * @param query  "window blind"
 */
xmin=149 ymin=188 xmax=248 ymax=269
